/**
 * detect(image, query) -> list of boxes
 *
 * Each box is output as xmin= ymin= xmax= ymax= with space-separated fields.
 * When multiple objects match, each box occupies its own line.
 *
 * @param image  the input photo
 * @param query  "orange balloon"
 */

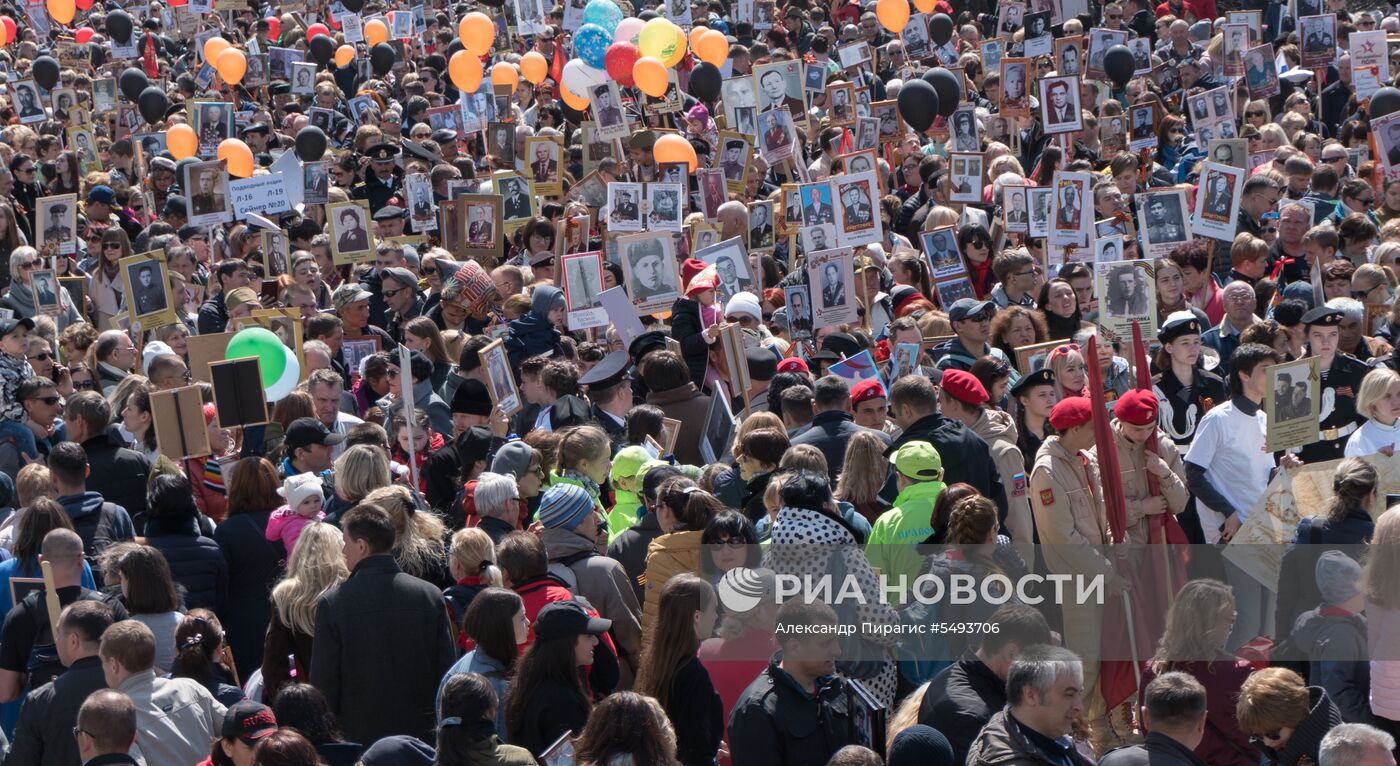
xmin=365 ymin=19 xmax=389 ymax=46
xmin=653 ymin=133 xmax=697 ymax=172
xmin=875 ymin=0 xmax=910 ymax=33
xmin=520 ymin=51 xmax=548 ymax=85
xmin=218 ymin=139 xmax=255 ymax=179
xmin=0 ymin=23 xmax=9 ymax=47
xmin=167 ymin=124 xmax=198 ymax=160
xmin=203 ymin=36 xmax=230 ymax=63
xmin=45 ymin=0 xmax=74 ymax=25
xmin=688 ymin=25 xmax=708 ymax=53
xmin=633 ymin=55 xmax=668 ymax=98
xmin=560 ymin=80 xmax=589 ymax=110
xmin=335 ymin=44 xmax=355 ymax=68
xmin=215 ymin=48 xmax=247 ymax=84
xmin=448 ymin=51 xmax=483 ymax=93
xmin=913 ymin=0 xmax=935 ymax=12
xmin=490 ymin=62 xmax=519 ymax=93
xmin=661 ymin=22 xmax=688 ymax=68
xmin=696 ymin=29 xmax=729 ymax=67
xmin=458 ymin=12 xmax=494 ymax=55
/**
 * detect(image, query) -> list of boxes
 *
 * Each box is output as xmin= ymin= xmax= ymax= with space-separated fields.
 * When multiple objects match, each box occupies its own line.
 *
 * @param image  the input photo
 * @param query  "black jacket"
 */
xmin=311 ymin=554 xmax=456 ymax=745
xmin=726 ymin=657 xmax=854 ymax=766
xmin=1255 ymin=687 xmax=1343 ymax=766
xmin=606 ymin=512 xmax=664 ymax=606
xmin=917 ymin=656 xmax=1006 ymax=764
xmin=790 ymin=410 xmax=892 ymax=482
xmin=144 ymin=515 xmax=229 ymax=615
xmin=966 ymin=709 xmax=1093 ymax=766
xmin=212 ymin=510 xmax=283 ymax=674
xmin=669 ymin=297 xmax=711 ymax=390
xmin=1274 ymin=510 xmax=1373 ymax=649
xmin=196 ymin=291 xmax=227 ymax=334
xmin=666 ymin=656 xmax=724 ymax=766
xmin=882 ymin=414 xmax=1006 ymax=517
xmin=7 ymin=655 xmax=109 ymax=766
xmin=508 ymin=675 xmax=591 ymax=758
xmin=1099 ymin=731 xmax=1208 ymax=766
xmin=80 ymin=428 xmax=151 ymax=523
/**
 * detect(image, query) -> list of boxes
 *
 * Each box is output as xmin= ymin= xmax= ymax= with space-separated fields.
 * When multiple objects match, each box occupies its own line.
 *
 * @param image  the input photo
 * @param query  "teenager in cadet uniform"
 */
xmin=1110 ymin=388 xmax=1191 ymax=543
xmin=1300 ymin=306 xmax=1369 ymax=463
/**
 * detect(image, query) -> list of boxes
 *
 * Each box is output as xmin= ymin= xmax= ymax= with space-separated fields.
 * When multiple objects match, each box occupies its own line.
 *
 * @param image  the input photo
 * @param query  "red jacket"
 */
xmin=514 ymin=574 xmax=621 ymax=697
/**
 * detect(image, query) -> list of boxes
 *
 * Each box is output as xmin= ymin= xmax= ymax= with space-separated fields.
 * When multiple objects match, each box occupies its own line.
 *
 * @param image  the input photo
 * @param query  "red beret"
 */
xmin=777 ymin=357 xmax=809 ymax=374
xmin=850 ymin=378 xmax=886 ymax=405
xmin=1114 ymin=388 xmax=1158 ymax=426
xmin=941 ymin=369 xmax=988 ymax=406
xmin=1048 ymin=396 xmax=1094 ymax=430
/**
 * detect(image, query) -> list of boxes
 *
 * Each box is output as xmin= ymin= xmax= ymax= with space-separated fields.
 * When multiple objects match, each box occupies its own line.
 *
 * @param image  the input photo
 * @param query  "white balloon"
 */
xmin=265 ymin=345 xmax=301 ymax=402
xmin=560 ymin=59 xmax=608 ymax=96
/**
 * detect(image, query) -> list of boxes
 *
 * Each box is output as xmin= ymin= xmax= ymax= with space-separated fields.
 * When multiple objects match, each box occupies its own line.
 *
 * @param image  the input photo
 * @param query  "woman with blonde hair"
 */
xmin=1364 ymin=508 xmax=1400 ymax=738
xmin=834 ymin=431 xmax=893 ymax=524
xmin=444 ymin=527 xmax=504 ymax=648
xmin=261 ymin=523 xmax=349 ymax=704
xmin=1347 ymin=368 xmax=1400 ymax=457
xmin=1140 ymin=578 xmax=1255 ymax=766
xmin=89 ymin=227 xmax=133 ymax=329
xmin=326 ymin=444 xmax=392 ymax=524
xmin=362 ymin=484 xmax=449 ymax=586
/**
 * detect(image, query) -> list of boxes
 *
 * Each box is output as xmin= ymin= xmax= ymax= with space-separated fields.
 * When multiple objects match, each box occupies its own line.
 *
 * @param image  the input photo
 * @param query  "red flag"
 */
xmin=143 ymin=33 xmax=159 ymax=78
xmin=550 ymin=38 xmax=564 ymax=89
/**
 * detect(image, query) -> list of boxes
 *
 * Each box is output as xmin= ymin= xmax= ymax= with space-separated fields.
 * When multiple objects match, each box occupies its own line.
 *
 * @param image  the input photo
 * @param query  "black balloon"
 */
xmin=897 ymin=78 xmax=939 ymax=133
xmin=929 ymin=13 xmax=954 ymax=45
xmin=370 ymin=43 xmax=395 ymax=76
xmin=1102 ymin=44 xmax=1136 ymax=88
xmin=340 ymin=0 xmax=364 ymax=11
xmin=137 ymin=86 xmax=168 ymax=125
xmin=560 ymin=96 xmax=584 ymax=126
xmin=308 ymin=34 xmax=335 ymax=67
xmin=295 ymin=126 xmax=328 ymax=162
xmin=922 ymin=68 xmax=960 ymax=117
xmin=638 ymin=9 xmax=658 ymax=20
xmin=31 ymin=56 xmax=59 ymax=91
xmin=119 ymin=67 xmax=148 ymax=102
xmin=688 ymin=62 xmax=721 ymax=103
xmin=1372 ymin=87 xmax=1400 ymax=119
xmin=88 ymin=43 xmax=105 ymax=68
xmin=105 ymin=9 xmax=132 ymax=43
xmin=477 ymin=0 xmax=505 ymax=7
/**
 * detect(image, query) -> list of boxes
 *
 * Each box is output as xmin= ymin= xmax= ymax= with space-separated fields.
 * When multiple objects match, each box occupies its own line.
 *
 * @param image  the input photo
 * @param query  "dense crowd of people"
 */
xmin=0 ymin=0 xmax=1399 ymax=763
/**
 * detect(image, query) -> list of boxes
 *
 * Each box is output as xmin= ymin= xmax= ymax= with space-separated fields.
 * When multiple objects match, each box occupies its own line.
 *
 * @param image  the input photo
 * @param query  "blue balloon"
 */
xmin=574 ymin=23 xmax=611 ymax=69
xmin=582 ymin=0 xmax=623 ymax=34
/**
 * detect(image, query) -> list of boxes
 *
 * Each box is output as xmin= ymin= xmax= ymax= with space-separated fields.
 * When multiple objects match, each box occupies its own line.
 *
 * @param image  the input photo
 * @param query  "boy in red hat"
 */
xmin=1110 ymin=388 xmax=1190 ymax=544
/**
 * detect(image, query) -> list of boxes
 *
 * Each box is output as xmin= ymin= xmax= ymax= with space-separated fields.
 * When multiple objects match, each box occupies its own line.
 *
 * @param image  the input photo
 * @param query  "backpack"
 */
xmin=21 ymin=589 xmax=109 ymax=691
xmin=896 ymin=599 xmax=951 ymax=687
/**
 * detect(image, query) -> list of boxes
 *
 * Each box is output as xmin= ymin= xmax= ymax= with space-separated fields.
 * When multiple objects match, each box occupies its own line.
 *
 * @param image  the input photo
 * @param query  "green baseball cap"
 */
xmin=889 ymin=441 xmax=944 ymax=481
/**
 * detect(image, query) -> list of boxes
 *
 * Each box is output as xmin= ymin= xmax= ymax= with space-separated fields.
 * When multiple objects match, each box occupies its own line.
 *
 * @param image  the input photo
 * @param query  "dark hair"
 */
xmin=496 ymin=531 xmax=548 ymax=582
xmin=438 ymin=674 xmax=501 ymax=766
xmin=767 ymin=371 xmax=813 ymax=420
xmin=926 ymin=483 xmax=980 ymax=545
xmin=812 ymin=376 xmax=850 ymax=410
xmin=271 ymin=684 xmax=342 ymax=746
xmin=462 ymin=588 xmax=524 ymax=671
xmin=969 ymin=355 xmax=1012 ymax=403
xmin=147 ymin=473 xmax=201 ymax=522
xmin=778 ymin=470 xmax=834 ymax=512
xmin=699 ymin=511 xmax=761 ymax=575
xmin=981 ymin=602 xmax=1053 ymax=653
xmin=736 ymin=428 xmax=789 ymax=467
xmin=1228 ymin=343 xmax=1282 ymax=396
xmin=505 ymin=629 xmax=591 ymax=744
xmin=656 ymin=478 xmax=724 ymax=531
xmin=47 ymin=441 xmax=89 ymax=487
xmin=625 ymin=404 xmax=665 ymax=446
xmin=59 ymin=599 xmax=115 ymax=645
xmin=1143 ymin=671 xmax=1208 ymax=729
xmin=14 ymin=498 xmax=75 ymax=573
xmin=117 ymin=545 xmax=180 ymax=614
xmin=251 ymin=729 xmax=323 ymax=766
xmin=226 ymin=458 xmax=283 ymax=516
xmin=572 ymin=692 xmax=680 ymax=766
xmin=171 ymin=609 xmax=229 ymax=688
xmin=641 ymin=465 xmax=684 ymax=505
xmin=341 ymin=503 xmax=396 ymax=554
xmin=640 ymin=351 xmax=691 ymax=392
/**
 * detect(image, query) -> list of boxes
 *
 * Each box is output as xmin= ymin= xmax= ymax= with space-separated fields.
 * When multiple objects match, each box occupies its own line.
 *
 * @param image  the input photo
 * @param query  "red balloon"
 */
xmin=74 ymin=26 xmax=93 ymax=43
xmin=74 ymin=0 xmax=91 ymax=10
xmin=267 ymin=16 xmax=280 ymax=40
xmin=0 ymin=17 xmax=16 ymax=42
xmin=605 ymin=42 xmax=640 ymax=88
xmin=305 ymin=22 xmax=329 ymax=41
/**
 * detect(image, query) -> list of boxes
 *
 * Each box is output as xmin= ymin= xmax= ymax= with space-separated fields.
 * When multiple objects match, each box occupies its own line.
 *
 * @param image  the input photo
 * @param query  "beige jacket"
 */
xmin=1029 ymin=437 xmax=1112 ymax=578
xmin=970 ymin=409 xmax=1033 ymax=546
xmin=1110 ymin=420 xmax=1190 ymax=544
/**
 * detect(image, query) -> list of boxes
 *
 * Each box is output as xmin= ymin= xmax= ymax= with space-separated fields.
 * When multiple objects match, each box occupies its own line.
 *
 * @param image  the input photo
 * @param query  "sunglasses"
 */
xmin=26 ymin=395 xmax=60 ymax=405
xmin=1323 ymin=154 xmax=1347 ymax=162
xmin=1246 ymin=110 xmax=1265 ymax=117
xmin=103 ymin=242 xmax=123 ymax=250
xmin=1249 ymin=732 xmax=1282 ymax=746
xmin=72 ymin=379 xmax=96 ymax=390
xmin=27 ymin=352 xmax=53 ymax=362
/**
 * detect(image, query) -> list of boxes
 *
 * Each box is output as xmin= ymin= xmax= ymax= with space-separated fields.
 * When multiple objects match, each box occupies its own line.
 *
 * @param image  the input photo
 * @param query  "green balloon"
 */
xmin=226 ymin=327 xmax=287 ymax=387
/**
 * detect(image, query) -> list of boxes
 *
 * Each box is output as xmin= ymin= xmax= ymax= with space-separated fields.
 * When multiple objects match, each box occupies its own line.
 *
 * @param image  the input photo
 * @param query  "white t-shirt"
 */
xmin=1345 ymin=418 xmax=1400 ymax=459
xmin=1184 ymin=399 xmax=1273 ymax=543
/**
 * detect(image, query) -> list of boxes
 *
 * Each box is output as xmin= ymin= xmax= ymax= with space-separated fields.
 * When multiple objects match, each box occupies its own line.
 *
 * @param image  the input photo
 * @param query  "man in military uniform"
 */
xmin=1274 ymin=372 xmax=1296 ymax=420
xmin=579 ymin=350 xmax=633 ymax=450
xmin=189 ymin=168 xmax=225 ymax=216
xmin=1145 ymin=195 xmax=1184 ymax=242
xmin=200 ymin=104 xmax=229 ymax=146
xmin=1299 ymin=306 xmax=1369 ymax=462
xmin=43 ymin=203 xmax=71 ymax=243
xmin=721 ymin=141 xmax=747 ymax=180
xmin=352 ymin=143 xmax=403 ymax=214
xmin=132 ymin=264 xmax=166 ymax=316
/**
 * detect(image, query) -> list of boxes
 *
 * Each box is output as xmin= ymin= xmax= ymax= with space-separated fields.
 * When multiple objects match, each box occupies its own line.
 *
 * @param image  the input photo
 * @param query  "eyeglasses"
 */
xmin=1323 ymin=154 xmax=1347 ymax=162
xmin=1262 ymin=227 xmax=1278 ymax=234
xmin=103 ymin=242 xmax=123 ymax=251
xmin=27 ymin=352 xmax=52 ymax=362
xmin=1245 ymin=110 xmax=1265 ymax=117
xmin=17 ymin=166 xmax=33 ymax=174
xmin=1249 ymin=732 xmax=1282 ymax=747
xmin=129 ymin=203 xmax=144 ymax=212
xmin=16 ymin=259 xmax=37 ymax=270
xmin=25 ymin=395 xmax=60 ymax=405
xmin=72 ymin=378 xmax=96 ymax=390
xmin=967 ymin=239 xmax=990 ymax=248
xmin=72 ymin=728 xmax=90 ymax=741
xmin=1012 ymin=269 xmax=1036 ymax=279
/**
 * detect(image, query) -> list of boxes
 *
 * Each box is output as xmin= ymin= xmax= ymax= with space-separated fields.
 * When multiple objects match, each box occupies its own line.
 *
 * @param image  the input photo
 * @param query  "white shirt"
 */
xmin=329 ymin=411 xmax=364 ymax=458
xmin=1345 ymin=417 xmax=1400 ymax=458
xmin=1184 ymin=399 xmax=1273 ymax=543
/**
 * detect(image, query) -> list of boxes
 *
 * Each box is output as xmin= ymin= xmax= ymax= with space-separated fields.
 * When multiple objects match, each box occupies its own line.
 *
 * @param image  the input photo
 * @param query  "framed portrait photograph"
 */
xmin=999 ymin=58 xmax=1031 ymax=116
xmin=458 ymin=194 xmax=503 ymax=261
xmin=1228 ymin=9 xmax=1263 ymax=41
xmin=183 ymin=160 xmax=233 ymax=227
xmin=921 ymin=226 xmax=965 ymax=279
xmin=12 ymin=80 xmax=44 ymax=124
xmin=980 ymin=39 xmax=1005 ymax=71
xmin=997 ymin=1 xmax=1025 ymax=38
xmin=525 ymin=135 xmax=564 ymax=197
xmin=833 ymin=171 xmax=881 ymax=248
xmin=872 ymin=100 xmax=900 ymax=142
xmin=784 ymin=284 xmax=813 ymax=341
xmin=646 ymin=182 xmax=685 ymax=232
xmin=715 ymin=132 xmax=752 ymax=191
xmin=1086 ymin=27 xmax=1128 ymax=80
xmin=193 ymin=101 xmax=234 ymax=158
xmin=1094 ymin=259 xmax=1155 ymax=342
xmin=618 ymin=231 xmax=680 ymax=314
xmin=36 ymin=194 xmax=78 ymax=255
xmin=1128 ymin=103 xmax=1158 ymax=151
xmin=120 ymin=251 xmax=176 ymax=330
xmin=754 ymin=60 xmax=805 ymax=120
xmin=1128 ymin=37 xmax=1153 ymax=76
xmin=1136 ymin=189 xmax=1192 ymax=258
xmin=697 ymin=168 xmax=727 ymax=221
xmin=950 ymin=106 xmax=980 ymax=152
xmin=1298 ymin=14 xmax=1336 ymax=69
xmin=696 ymin=236 xmax=755 ymax=305
xmin=806 ymin=248 xmax=858 ymax=329
xmin=1022 ymin=10 xmax=1053 ymax=56
xmin=1039 ymin=75 xmax=1083 ymax=134
xmin=1003 ymin=185 xmax=1030 ymax=234
xmin=901 ymin=13 xmax=932 ymax=59
xmin=404 ymin=172 xmax=437 ymax=233
xmin=721 ymin=75 xmax=758 ymax=136
xmin=1049 ymin=172 xmax=1092 ymax=247
xmin=478 ymin=338 xmax=523 ymax=417
xmin=1027 ymin=186 xmax=1053 ymax=238
xmin=1245 ymin=43 xmax=1279 ymax=100
xmin=1054 ymin=36 xmax=1084 ymax=77
xmin=327 ymin=200 xmax=375 ymax=265
xmin=828 ymin=82 xmax=856 ymax=126
xmin=303 ymin=161 xmax=329 ymax=205
xmin=290 ymin=61 xmax=317 ymax=95
xmin=92 ymin=77 xmax=118 ymax=114
xmin=589 ymin=82 xmax=631 ymax=140
xmin=495 ymin=172 xmax=535 ymax=231
xmin=798 ymin=180 xmax=836 ymax=228
xmin=1265 ymin=356 xmax=1321 ymax=452
xmin=757 ymin=107 xmax=797 ymax=162
xmin=1192 ymin=162 xmax=1246 ymax=241
xmin=1222 ymin=23 xmax=1250 ymax=76
xmin=749 ymin=200 xmax=775 ymax=251
xmin=561 ymin=251 xmax=608 ymax=330
xmin=28 ymin=269 xmax=61 ymax=316
xmin=800 ymin=224 xmax=837 ymax=254
xmin=606 ymin=181 xmax=644 ymax=233
xmin=485 ymin=122 xmax=516 ymax=166
xmin=261 ymin=231 xmax=290 ymax=277
xmin=839 ymin=148 xmax=880 ymax=181
xmin=948 ymin=153 xmax=984 ymax=204
xmin=1093 ymin=234 xmax=1125 ymax=264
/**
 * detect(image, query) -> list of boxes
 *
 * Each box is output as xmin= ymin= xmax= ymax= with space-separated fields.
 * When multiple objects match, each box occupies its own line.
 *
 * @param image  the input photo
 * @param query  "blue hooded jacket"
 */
xmin=503 ymin=285 xmax=566 ymax=366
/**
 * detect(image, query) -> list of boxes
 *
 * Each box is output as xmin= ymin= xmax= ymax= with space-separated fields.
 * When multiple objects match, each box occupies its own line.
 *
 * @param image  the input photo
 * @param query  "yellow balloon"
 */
xmin=45 ymin=0 xmax=73 ymax=25
xmin=490 ymin=62 xmax=518 ymax=93
xmin=520 ymin=51 xmax=548 ymax=85
xmin=632 ymin=55 xmax=668 ymax=98
xmin=203 ymin=36 xmax=230 ymax=63
xmin=913 ymin=0 xmax=936 ymax=12
xmin=448 ymin=50 xmax=483 ymax=92
xmin=167 ymin=124 xmax=198 ymax=160
xmin=560 ymin=80 xmax=590 ymax=110
xmin=335 ymin=44 xmax=355 ymax=68
xmin=638 ymin=17 xmax=676 ymax=60
xmin=458 ymin=12 xmax=495 ymax=55
xmin=364 ymin=19 xmax=389 ymax=46
xmin=696 ymin=29 xmax=728 ymax=67
xmin=875 ymin=0 xmax=910 ymax=33
xmin=660 ymin=22 xmax=688 ymax=68
xmin=218 ymin=139 xmax=255 ymax=179
xmin=215 ymin=48 xmax=247 ymax=84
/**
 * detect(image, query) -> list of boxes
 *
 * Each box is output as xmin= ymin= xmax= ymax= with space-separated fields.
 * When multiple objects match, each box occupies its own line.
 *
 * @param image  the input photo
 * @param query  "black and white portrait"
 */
xmin=196 ymin=102 xmax=233 ymax=158
xmin=646 ymin=183 xmax=684 ymax=231
xmin=619 ymin=233 xmax=680 ymax=311
xmin=1136 ymin=190 xmax=1191 ymax=256
xmin=328 ymin=201 xmax=373 ymax=263
xmin=291 ymin=62 xmax=317 ymax=95
xmin=498 ymin=175 xmax=534 ymax=222
xmin=952 ymin=107 xmax=979 ymax=152
xmin=589 ymin=83 xmax=629 ymax=140
xmin=1004 ymin=186 xmax=1029 ymax=232
xmin=37 ymin=195 xmax=76 ymax=254
xmin=755 ymin=61 xmax=803 ymax=118
xmin=563 ymin=253 xmax=604 ymax=310
xmin=749 ymin=201 xmax=774 ymax=250
xmin=784 ymin=285 xmax=812 ymax=339
xmin=902 ymin=13 xmax=931 ymax=59
xmin=13 ymin=80 xmax=44 ymax=124
xmin=1104 ymin=262 xmax=1150 ymax=317
xmin=183 ymin=161 xmax=231 ymax=227
xmin=127 ymin=260 xmax=170 ymax=318
xmin=607 ymin=182 xmax=644 ymax=232
xmin=697 ymin=237 xmax=754 ymax=302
